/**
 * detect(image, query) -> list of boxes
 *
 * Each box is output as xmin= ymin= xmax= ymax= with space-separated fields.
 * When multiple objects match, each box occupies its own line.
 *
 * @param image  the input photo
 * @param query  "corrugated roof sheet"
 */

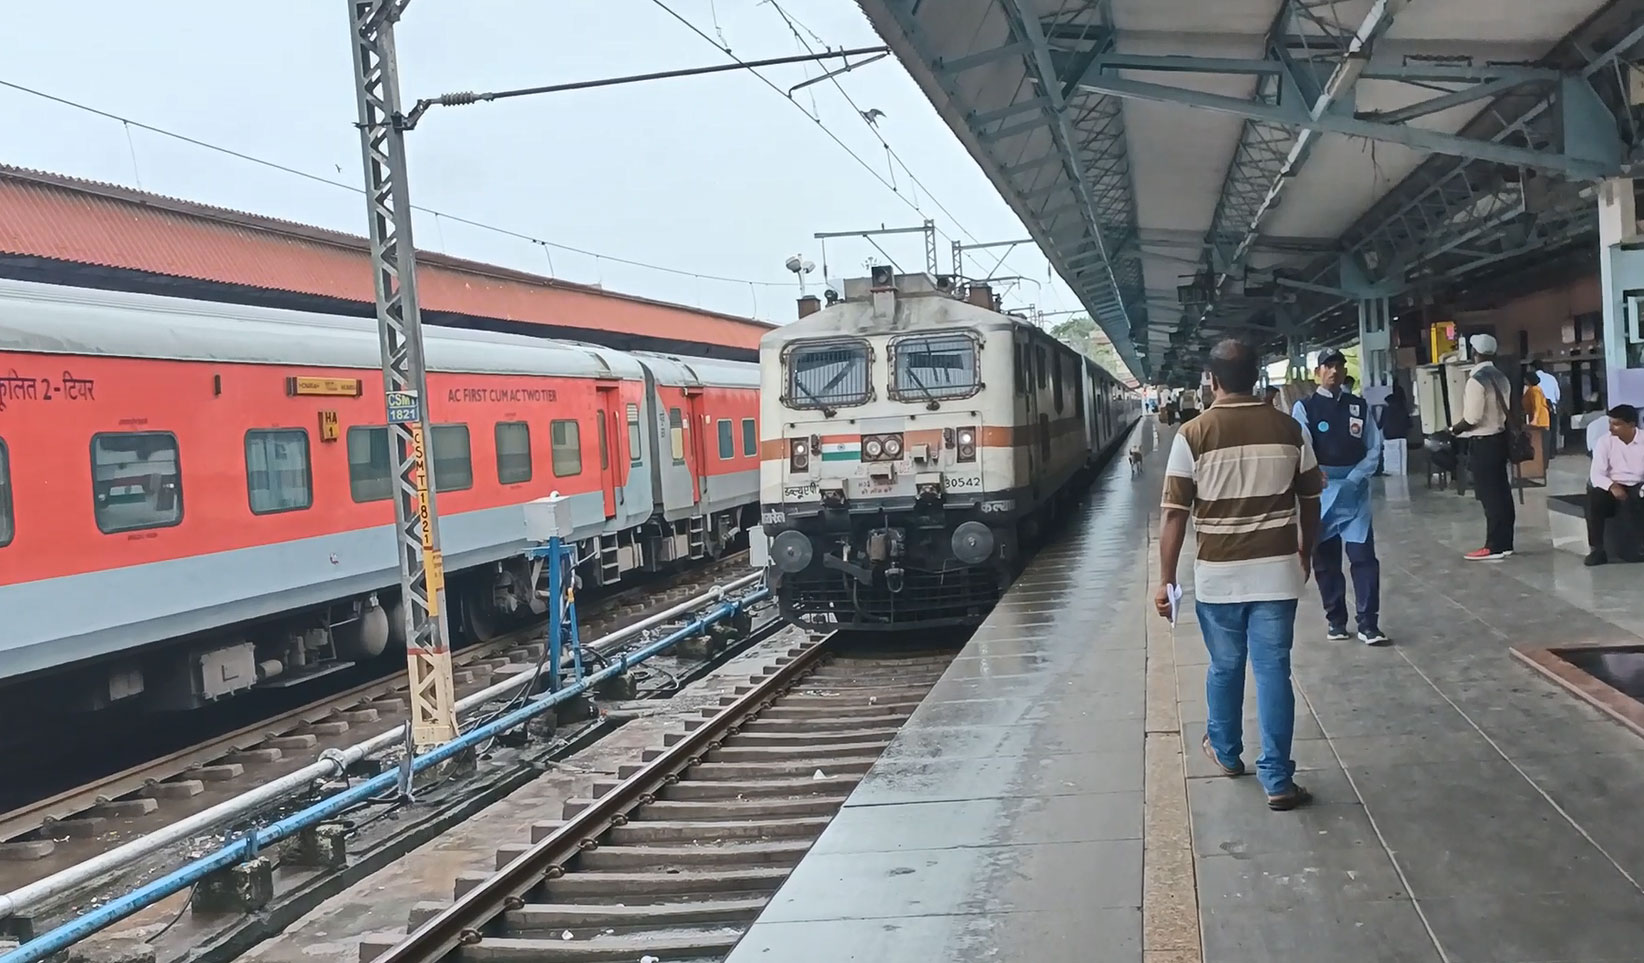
xmin=0 ymin=166 xmax=772 ymax=351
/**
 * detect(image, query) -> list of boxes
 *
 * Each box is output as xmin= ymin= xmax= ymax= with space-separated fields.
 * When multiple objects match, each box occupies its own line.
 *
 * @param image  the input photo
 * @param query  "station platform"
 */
xmin=726 ymin=420 xmax=1644 ymax=963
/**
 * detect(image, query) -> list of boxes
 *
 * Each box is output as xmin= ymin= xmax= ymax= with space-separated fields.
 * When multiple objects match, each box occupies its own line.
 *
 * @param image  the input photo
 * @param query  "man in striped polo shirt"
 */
xmin=1155 ymin=340 xmax=1325 ymax=811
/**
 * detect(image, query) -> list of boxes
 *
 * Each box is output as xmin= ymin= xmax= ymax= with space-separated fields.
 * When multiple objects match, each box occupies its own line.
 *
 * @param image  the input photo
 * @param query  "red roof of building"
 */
xmin=0 ymin=166 xmax=773 ymax=352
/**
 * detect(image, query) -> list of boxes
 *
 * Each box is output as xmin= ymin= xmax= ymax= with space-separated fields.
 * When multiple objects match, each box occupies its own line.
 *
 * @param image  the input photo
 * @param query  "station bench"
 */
xmin=1547 ymin=493 xmax=1642 ymax=561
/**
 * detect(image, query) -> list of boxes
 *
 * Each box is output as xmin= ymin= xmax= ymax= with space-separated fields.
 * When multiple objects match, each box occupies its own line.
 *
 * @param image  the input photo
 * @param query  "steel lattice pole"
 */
xmin=348 ymin=0 xmax=459 ymax=750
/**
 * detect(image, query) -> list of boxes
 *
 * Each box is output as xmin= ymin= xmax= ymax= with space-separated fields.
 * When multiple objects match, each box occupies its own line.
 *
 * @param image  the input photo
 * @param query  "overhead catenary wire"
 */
xmin=760 ymin=0 xmax=1068 ymax=307
xmin=646 ymin=0 xmax=1024 ymax=289
xmin=0 ymin=78 xmax=796 ymax=294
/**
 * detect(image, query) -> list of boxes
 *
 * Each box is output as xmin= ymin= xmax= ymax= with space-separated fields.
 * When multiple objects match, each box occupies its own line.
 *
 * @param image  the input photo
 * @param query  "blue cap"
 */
xmin=1317 ymin=348 xmax=1347 ymax=367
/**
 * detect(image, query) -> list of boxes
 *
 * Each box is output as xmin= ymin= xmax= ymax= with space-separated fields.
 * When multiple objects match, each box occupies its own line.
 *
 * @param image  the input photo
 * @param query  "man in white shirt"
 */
xmin=1585 ymin=404 xmax=1644 ymax=566
xmin=1451 ymin=334 xmax=1515 ymax=560
xmin=1531 ymin=361 xmax=1561 ymax=456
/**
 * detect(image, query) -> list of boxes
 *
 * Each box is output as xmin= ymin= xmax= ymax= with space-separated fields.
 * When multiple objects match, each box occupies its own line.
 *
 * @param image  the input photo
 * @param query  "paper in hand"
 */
xmin=1166 ymin=583 xmax=1184 ymax=626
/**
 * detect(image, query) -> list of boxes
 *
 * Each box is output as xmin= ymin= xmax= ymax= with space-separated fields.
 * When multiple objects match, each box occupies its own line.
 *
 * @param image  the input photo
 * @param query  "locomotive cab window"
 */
xmin=0 ymin=439 xmax=11 ymax=547
xmin=430 ymin=425 xmax=473 ymax=493
xmin=717 ymin=419 xmax=734 ymax=459
xmin=92 ymin=431 xmax=183 ymax=534
xmin=551 ymin=419 xmax=582 ymax=477
xmin=890 ymin=333 xmax=980 ymax=401
xmin=786 ymin=339 xmax=870 ymax=409
xmin=741 ymin=418 xmax=757 ymax=457
xmin=495 ymin=421 xmax=532 ymax=484
xmin=245 ymin=429 xmax=312 ymax=515
xmin=1052 ymin=355 xmax=1064 ymax=412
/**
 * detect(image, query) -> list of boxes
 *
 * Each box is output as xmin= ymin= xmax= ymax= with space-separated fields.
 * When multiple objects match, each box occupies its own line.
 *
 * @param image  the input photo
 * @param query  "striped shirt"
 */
xmin=1162 ymin=395 xmax=1326 ymax=604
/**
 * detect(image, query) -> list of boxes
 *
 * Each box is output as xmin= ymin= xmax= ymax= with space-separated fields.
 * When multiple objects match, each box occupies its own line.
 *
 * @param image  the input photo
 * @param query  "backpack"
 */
xmin=1485 ymin=375 xmax=1535 ymax=463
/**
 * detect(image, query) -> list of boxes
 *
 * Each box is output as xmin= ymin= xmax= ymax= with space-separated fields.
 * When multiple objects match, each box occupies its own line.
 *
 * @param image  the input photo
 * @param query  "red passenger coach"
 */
xmin=0 ymin=279 xmax=758 ymax=711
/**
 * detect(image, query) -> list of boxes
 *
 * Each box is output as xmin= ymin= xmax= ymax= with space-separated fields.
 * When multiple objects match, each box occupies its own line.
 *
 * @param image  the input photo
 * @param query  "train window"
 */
xmin=495 ymin=422 xmax=532 ymax=485
xmin=890 ymin=334 xmax=980 ymax=401
xmin=717 ymin=419 xmax=734 ymax=459
xmin=1035 ymin=347 xmax=1047 ymax=389
xmin=430 ymin=425 xmax=473 ymax=493
xmin=0 ymin=439 xmax=11 ymax=548
xmin=786 ymin=339 xmax=870 ymax=409
xmin=742 ymin=418 xmax=757 ymax=457
xmin=668 ymin=408 xmax=686 ymax=464
xmin=92 ymin=431 xmax=183 ymax=534
xmin=347 ymin=426 xmax=393 ymax=503
xmin=551 ymin=419 xmax=582 ymax=477
xmin=245 ymin=429 xmax=312 ymax=515
xmin=597 ymin=416 xmax=609 ymax=471
xmin=626 ymin=404 xmax=642 ymax=465
xmin=1052 ymin=356 xmax=1064 ymax=412
xmin=1075 ymin=365 xmax=1085 ymax=411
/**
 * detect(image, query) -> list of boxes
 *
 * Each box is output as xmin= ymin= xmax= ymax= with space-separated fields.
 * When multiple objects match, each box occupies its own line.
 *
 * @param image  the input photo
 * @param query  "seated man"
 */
xmin=1586 ymin=404 xmax=1644 ymax=566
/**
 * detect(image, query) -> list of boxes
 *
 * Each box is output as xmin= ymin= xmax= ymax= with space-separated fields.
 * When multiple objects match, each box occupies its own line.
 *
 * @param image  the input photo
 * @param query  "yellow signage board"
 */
xmin=288 ymin=376 xmax=363 ymax=398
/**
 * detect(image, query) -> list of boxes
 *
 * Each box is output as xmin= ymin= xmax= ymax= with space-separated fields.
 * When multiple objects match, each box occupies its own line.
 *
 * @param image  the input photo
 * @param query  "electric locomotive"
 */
xmin=755 ymin=268 xmax=1137 ymax=630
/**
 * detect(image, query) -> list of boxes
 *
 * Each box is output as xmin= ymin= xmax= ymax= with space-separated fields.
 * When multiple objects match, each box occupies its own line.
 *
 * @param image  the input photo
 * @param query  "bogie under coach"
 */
xmin=757 ymin=269 xmax=1138 ymax=630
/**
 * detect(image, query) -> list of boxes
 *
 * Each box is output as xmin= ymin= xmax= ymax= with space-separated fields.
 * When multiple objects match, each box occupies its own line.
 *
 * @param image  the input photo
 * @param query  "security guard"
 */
xmin=1292 ymin=350 xmax=1389 ymax=645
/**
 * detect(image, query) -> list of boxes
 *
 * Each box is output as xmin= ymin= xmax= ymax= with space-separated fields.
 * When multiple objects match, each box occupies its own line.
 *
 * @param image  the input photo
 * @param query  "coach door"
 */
xmin=677 ymin=363 xmax=708 ymax=505
xmin=596 ymin=381 xmax=620 ymax=519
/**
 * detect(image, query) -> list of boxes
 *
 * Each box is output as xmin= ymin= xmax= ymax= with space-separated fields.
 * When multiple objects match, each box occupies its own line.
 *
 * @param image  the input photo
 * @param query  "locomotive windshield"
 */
xmin=787 ymin=339 xmax=870 ymax=409
xmin=890 ymin=333 xmax=980 ymax=401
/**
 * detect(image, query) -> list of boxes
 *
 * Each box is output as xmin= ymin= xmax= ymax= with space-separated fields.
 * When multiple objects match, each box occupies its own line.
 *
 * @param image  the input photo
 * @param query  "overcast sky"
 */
xmin=0 ymin=0 xmax=1082 ymax=326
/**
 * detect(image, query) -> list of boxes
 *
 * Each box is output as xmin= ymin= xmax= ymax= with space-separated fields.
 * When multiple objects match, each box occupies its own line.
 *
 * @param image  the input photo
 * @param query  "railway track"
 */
xmin=0 ymin=553 xmax=753 ymax=870
xmin=361 ymin=635 xmax=954 ymax=963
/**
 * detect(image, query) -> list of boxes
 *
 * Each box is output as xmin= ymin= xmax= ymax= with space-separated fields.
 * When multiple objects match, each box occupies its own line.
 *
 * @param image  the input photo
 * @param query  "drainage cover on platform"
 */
xmin=1513 ymin=643 xmax=1644 ymax=738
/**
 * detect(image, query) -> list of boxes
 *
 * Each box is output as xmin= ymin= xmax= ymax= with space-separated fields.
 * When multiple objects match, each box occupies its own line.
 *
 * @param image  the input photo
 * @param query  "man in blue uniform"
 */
xmin=1292 ymin=350 xmax=1390 ymax=645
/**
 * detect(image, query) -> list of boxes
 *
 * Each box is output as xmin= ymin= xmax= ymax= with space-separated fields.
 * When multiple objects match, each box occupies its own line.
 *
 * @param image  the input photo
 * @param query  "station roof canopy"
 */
xmin=858 ymin=0 xmax=1644 ymax=381
xmin=0 ymin=166 xmax=772 ymax=360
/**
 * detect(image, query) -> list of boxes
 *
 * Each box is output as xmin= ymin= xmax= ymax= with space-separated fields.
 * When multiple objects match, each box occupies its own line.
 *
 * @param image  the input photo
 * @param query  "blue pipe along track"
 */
xmin=0 ymin=585 xmax=772 ymax=963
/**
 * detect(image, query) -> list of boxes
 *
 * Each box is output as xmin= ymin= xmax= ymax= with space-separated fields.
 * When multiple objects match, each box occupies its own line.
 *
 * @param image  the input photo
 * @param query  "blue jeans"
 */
xmin=1196 ymin=598 xmax=1299 ymax=795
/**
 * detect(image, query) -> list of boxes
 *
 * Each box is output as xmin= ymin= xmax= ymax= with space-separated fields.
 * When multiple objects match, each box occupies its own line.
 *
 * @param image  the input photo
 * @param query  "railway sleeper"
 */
xmin=605 ymin=815 xmax=831 ymax=844
xmin=620 ymin=775 xmax=862 ymax=800
xmin=446 ymin=929 xmax=745 ymax=963
xmin=572 ymin=839 xmax=811 ymax=871
xmin=405 ymin=896 xmax=769 ymax=932
xmin=677 ymin=758 xmax=879 ymax=781
xmin=621 ymin=795 xmax=851 ymax=820
xmin=540 ymin=865 xmax=791 ymax=899
xmin=748 ymin=702 xmax=921 ymax=720
xmin=640 ymin=737 xmax=888 ymax=764
xmin=683 ymin=725 xmax=902 ymax=747
xmin=738 ymin=713 xmax=914 ymax=732
xmin=705 ymin=740 xmax=891 ymax=762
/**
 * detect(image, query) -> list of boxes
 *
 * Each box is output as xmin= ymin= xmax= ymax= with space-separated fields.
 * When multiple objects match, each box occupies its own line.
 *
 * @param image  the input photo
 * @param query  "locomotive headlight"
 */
xmin=790 ymin=438 xmax=810 ymax=471
xmin=864 ymin=436 xmax=884 ymax=459
xmin=957 ymin=426 xmax=977 ymax=463
xmin=883 ymin=434 xmax=903 ymax=458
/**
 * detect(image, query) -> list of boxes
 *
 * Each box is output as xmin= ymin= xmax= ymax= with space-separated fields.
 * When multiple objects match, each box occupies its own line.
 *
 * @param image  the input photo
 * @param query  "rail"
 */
xmin=373 ymin=629 xmax=831 ymax=963
xmin=0 ymin=576 xmax=767 ymax=963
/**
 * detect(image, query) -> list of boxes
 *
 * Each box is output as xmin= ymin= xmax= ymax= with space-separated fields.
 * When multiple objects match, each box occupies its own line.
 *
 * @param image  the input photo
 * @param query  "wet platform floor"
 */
xmin=727 ymin=421 xmax=1644 ymax=963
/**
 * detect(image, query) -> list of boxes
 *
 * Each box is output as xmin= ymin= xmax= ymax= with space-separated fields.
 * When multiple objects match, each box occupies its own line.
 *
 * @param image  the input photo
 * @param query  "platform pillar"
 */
xmin=1598 ymin=177 xmax=1644 ymax=408
xmin=1357 ymin=296 xmax=1394 ymax=390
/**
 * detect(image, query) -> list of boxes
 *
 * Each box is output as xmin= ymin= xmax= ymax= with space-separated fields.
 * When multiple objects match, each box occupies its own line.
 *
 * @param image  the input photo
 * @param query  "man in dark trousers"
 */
xmin=1291 ymin=349 xmax=1389 ymax=645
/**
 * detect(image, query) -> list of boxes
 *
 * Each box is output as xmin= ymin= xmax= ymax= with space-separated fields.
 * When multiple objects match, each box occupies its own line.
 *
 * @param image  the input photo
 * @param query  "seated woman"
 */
xmin=1586 ymin=404 xmax=1644 ymax=566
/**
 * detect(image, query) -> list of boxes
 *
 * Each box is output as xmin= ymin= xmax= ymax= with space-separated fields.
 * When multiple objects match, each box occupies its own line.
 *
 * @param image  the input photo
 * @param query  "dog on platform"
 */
xmin=1128 ymin=446 xmax=1144 ymax=474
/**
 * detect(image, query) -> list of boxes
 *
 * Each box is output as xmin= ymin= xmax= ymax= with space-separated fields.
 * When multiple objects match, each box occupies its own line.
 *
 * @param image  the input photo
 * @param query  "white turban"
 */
xmin=1468 ymin=333 xmax=1498 ymax=355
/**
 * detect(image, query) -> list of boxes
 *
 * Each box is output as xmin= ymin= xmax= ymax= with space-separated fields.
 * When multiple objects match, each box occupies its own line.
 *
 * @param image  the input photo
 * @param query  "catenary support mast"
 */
xmin=347 ymin=0 xmax=458 ymax=749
